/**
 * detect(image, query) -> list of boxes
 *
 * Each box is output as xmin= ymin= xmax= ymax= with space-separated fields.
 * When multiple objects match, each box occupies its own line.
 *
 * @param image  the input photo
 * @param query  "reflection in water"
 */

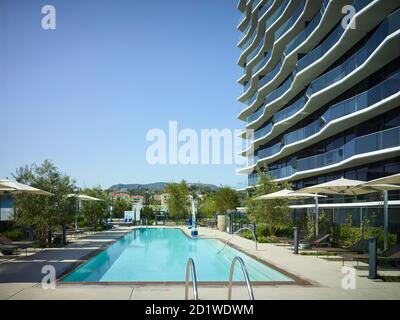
xmin=62 ymin=228 xmax=292 ymax=283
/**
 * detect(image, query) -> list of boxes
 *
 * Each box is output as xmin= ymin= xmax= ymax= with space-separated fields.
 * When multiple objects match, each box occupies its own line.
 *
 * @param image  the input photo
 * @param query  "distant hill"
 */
xmin=108 ymin=182 xmax=219 ymax=192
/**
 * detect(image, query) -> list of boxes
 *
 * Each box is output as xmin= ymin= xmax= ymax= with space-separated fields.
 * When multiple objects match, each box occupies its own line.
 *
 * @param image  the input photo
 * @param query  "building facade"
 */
xmin=236 ymin=0 xmax=400 ymax=236
xmin=236 ymin=0 xmax=400 ymax=190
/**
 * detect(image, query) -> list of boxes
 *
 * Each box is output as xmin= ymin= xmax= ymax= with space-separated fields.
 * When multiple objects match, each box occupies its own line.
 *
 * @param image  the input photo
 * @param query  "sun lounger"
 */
xmin=353 ymin=244 xmax=400 ymax=266
xmin=313 ymin=239 xmax=369 ymax=264
xmin=297 ymin=234 xmax=331 ymax=249
xmin=286 ymin=234 xmax=331 ymax=250
xmin=0 ymin=236 xmax=34 ymax=256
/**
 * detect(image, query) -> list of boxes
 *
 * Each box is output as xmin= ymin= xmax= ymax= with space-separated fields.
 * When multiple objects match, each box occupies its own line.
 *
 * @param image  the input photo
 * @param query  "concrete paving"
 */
xmin=0 ymin=226 xmax=399 ymax=300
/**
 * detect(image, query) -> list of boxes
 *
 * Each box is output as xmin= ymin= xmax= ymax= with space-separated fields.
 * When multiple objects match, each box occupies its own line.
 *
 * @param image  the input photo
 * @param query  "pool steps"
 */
xmin=184 ymin=257 xmax=255 ymax=300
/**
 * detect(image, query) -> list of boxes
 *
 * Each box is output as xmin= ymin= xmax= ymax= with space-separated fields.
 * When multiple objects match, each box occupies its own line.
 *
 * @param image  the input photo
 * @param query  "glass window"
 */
xmin=326 ymin=172 xmax=341 ymax=182
xmin=384 ymin=108 xmax=400 ymax=129
xmin=303 ymin=178 xmax=316 ymax=187
xmin=367 ymin=163 xmax=384 ymax=180
xmin=384 ymin=158 xmax=400 ymax=175
xmin=326 ymin=134 xmax=344 ymax=151
xmin=317 ymin=176 xmax=326 ymax=184
xmin=344 ymin=169 xmax=357 ymax=180
xmin=344 ymin=129 xmax=356 ymax=143
xmin=356 ymin=166 xmax=368 ymax=181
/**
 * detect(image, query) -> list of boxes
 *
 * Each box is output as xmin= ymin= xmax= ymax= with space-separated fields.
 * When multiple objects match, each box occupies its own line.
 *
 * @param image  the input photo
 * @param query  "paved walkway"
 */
xmin=0 ymin=227 xmax=399 ymax=300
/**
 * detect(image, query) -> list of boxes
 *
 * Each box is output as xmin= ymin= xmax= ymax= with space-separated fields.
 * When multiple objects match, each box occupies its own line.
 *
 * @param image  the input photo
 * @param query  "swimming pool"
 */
xmin=62 ymin=228 xmax=293 ymax=283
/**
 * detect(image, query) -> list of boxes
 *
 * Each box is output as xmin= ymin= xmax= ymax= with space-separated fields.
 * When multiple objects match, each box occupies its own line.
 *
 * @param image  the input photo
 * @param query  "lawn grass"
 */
xmin=300 ymin=252 xmax=338 ymax=256
xmin=380 ymin=276 xmax=400 ymax=282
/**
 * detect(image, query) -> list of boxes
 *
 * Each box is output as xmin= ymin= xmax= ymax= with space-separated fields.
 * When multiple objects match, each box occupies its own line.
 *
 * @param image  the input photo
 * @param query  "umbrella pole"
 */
xmin=315 ymin=196 xmax=319 ymax=237
xmin=360 ymin=207 xmax=363 ymax=237
xmin=383 ymin=190 xmax=389 ymax=251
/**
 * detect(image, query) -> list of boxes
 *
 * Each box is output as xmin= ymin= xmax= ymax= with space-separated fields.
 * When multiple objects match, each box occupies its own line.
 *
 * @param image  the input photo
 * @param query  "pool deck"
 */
xmin=0 ymin=226 xmax=399 ymax=300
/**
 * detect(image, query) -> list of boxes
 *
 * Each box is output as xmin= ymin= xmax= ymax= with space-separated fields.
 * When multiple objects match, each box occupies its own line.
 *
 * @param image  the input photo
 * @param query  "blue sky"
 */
xmin=0 ymin=0 xmax=247 ymax=189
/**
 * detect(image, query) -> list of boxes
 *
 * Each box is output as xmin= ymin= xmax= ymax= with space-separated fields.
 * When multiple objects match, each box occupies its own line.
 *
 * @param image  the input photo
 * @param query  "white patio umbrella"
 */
xmin=0 ymin=179 xmax=53 ymax=196
xmin=67 ymin=194 xmax=102 ymax=201
xmin=296 ymin=177 xmax=400 ymax=250
xmin=295 ymin=177 xmax=368 ymax=195
xmin=256 ymin=188 xmax=326 ymax=200
xmin=67 ymin=194 xmax=102 ymax=230
xmin=363 ymin=173 xmax=400 ymax=185
xmin=256 ymin=189 xmax=326 ymax=236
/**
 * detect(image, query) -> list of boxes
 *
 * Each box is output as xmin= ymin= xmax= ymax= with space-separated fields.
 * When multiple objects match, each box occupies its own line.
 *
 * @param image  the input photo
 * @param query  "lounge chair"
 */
xmin=299 ymin=234 xmax=331 ymax=249
xmin=0 ymin=236 xmax=34 ymax=256
xmin=286 ymin=234 xmax=331 ymax=250
xmin=353 ymin=244 xmax=400 ymax=266
xmin=313 ymin=239 xmax=369 ymax=264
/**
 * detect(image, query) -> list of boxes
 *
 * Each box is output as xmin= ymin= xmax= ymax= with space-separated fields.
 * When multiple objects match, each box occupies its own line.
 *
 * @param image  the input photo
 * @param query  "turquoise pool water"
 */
xmin=62 ymin=228 xmax=293 ymax=283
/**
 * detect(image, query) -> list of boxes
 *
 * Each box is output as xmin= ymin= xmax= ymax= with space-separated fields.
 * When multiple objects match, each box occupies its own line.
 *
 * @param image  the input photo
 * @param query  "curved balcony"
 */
xmin=238 ymin=0 xmax=249 ymax=13
xmin=249 ymin=95 xmax=306 ymax=148
xmin=239 ymin=0 xmax=325 ymax=101
xmin=239 ymin=0 xmax=300 ymax=94
xmin=254 ymin=122 xmax=273 ymax=140
xmin=244 ymin=0 xmax=290 ymax=63
xmin=275 ymin=1 xmax=306 ymax=41
xmin=237 ymin=0 xmax=290 ymax=68
xmin=243 ymin=0 xmax=398 ymax=129
xmin=237 ymin=0 xmax=254 ymax=32
xmin=274 ymin=96 xmax=305 ymax=124
xmin=308 ymin=9 xmax=400 ymax=96
xmin=238 ymin=0 xmax=337 ymax=120
xmin=238 ymin=71 xmax=400 ymax=174
xmin=270 ymin=72 xmax=400 ymax=161
xmin=238 ymin=0 xmax=267 ymax=47
xmin=250 ymin=125 xmax=400 ymax=185
xmin=283 ymin=3 xmax=325 ymax=57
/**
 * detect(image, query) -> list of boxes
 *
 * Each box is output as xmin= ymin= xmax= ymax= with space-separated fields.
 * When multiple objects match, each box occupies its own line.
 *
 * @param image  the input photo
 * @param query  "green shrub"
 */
xmin=255 ymin=225 xmax=269 ymax=238
xmin=257 ymin=235 xmax=279 ymax=243
xmin=337 ymin=217 xmax=361 ymax=247
xmin=3 ymin=229 xmax=23 ymax=241
xmin=241 ymin=230 xmax=254 ymax=240
xmin=52 ymin=235 xmax=63 ymax=247
xmin=257 ymin=236 xmax=268 ymax=243
xmin=337 ymin=216 xmax=397 ymax=250
xmin=366 ymin=227 xmax=397 ymax=250
xmin=275 ymin=225 xmax=293 ymax=237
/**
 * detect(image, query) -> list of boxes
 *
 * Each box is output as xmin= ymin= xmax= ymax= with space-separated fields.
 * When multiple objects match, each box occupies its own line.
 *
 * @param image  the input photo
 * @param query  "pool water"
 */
xmin=62 ymin=228 xmax=293 ymax=283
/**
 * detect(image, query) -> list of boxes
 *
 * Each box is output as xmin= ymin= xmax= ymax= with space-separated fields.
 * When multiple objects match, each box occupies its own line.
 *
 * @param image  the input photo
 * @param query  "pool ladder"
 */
xmin=217 ymin=227 xmax=258 ymax=254
xmin=184 ymin=257 xmax=255 ymax=300
xmin=228 ymin=256 xmax=255 ymax=300
xmin=185 ymin=258 xmax=199 ymax=300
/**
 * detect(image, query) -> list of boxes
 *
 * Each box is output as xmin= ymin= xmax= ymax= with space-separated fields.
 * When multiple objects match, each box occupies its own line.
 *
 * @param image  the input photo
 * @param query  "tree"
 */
xmin=214 ymin=187 xmax=240 ymax=214
xmin=81 ymin=187 xmax=109 ymax=230
xmin=245 ymin=168 xmax=292 ymax=236
xmin=13 ymin=160 xmax=76 ymax=247
xmin=112 ymin=198 xmax=131 ymax=218
xmin=165 ymin=180 xmax=189 ymax=220
xmin=198 ymin=195 xmax=218 ymax=218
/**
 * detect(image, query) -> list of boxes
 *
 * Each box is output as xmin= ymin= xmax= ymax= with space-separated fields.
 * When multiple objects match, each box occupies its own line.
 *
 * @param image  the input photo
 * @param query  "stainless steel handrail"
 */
xmin=184 ymin=258 xmax=199 ymax=300
xmin=218 ymin=227 xmax=258 ymax=254
xmin=228 ymin=256 xmax=255 ymax=300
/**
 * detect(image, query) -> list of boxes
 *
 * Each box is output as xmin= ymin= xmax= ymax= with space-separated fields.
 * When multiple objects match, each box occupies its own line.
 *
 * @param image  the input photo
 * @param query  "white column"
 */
xmin=315 ymin=196 xmax=319 ymax=237
xmin=383 ymin=190 xmax=389 ymax=251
